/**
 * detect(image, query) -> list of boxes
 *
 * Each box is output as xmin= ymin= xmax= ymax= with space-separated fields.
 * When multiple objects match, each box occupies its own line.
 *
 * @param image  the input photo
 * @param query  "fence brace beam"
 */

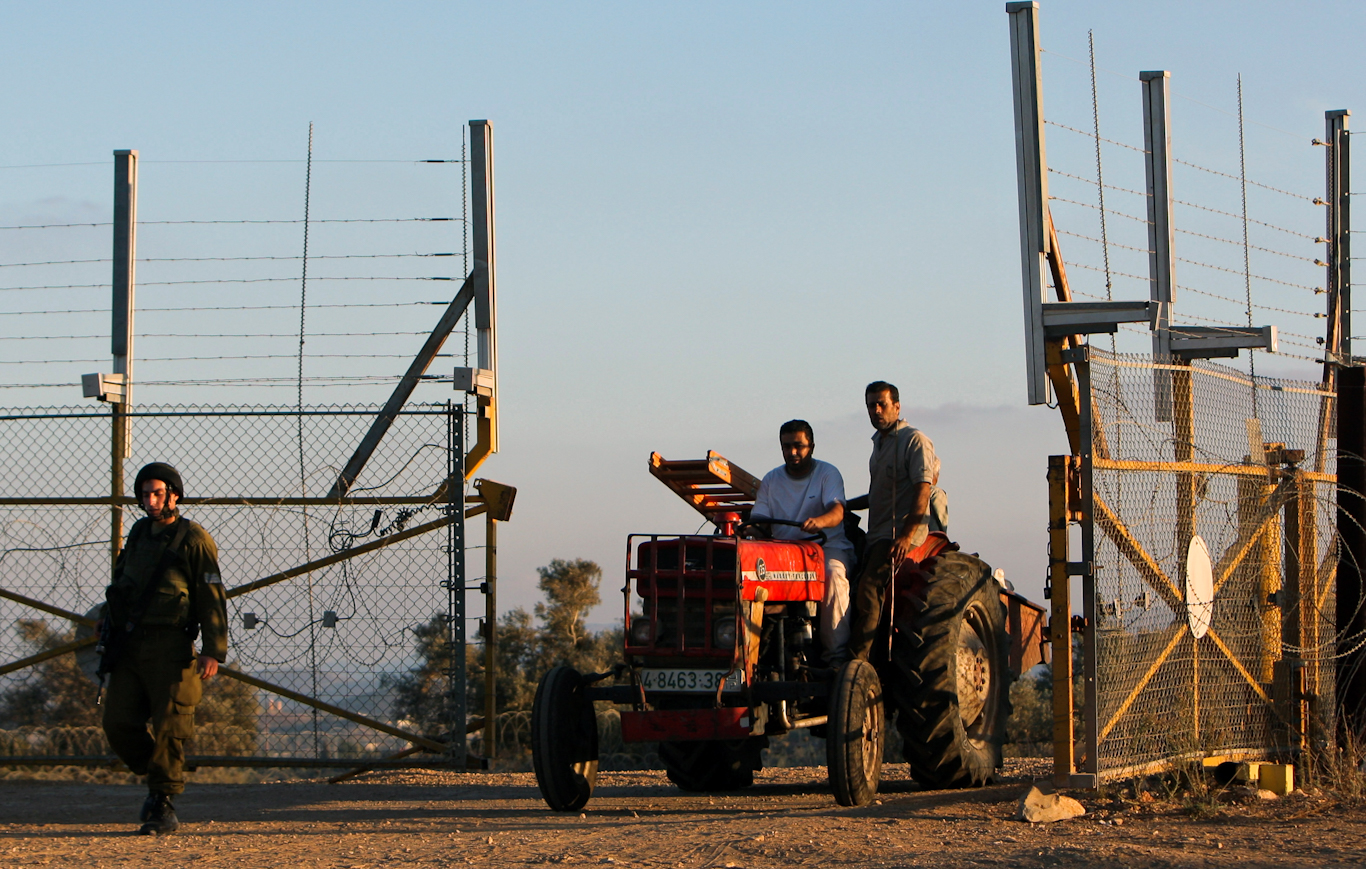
xmin=326 ymin=276 xmax=475 ymax=499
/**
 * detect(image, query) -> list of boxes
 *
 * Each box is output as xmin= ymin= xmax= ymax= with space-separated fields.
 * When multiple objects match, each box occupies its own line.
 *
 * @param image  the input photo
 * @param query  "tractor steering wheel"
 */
xmin=738 ymin=517 xmax=827 ymax=545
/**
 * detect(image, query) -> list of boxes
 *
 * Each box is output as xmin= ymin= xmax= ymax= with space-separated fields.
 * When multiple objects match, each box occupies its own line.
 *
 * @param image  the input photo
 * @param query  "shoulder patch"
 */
xmin=204 ymin=573 xmax=222 ymax=585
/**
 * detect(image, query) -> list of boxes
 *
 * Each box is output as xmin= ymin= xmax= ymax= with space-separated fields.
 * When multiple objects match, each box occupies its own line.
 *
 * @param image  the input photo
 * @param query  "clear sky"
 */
xmin=2 ymin=1 xmax=1361 ymax=623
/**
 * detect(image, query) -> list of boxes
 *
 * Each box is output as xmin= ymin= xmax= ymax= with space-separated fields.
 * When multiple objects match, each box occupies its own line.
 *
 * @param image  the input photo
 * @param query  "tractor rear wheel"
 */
xmin=531 ymin=666 xmax=600 ymax=811
xmin=659 ymin=739 xmax=760 ymax=792
xmin=888 ymin=552 xmax=1010 ymax=789
xmin=826 ymin=659 xmax=884 ymax=806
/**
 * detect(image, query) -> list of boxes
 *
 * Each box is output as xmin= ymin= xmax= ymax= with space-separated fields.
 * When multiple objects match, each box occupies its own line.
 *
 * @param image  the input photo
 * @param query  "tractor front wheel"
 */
xmin=531 ymin=666 xmax=600 ymax=811
xmin=827 ymin=659 xmax=884 ymax=807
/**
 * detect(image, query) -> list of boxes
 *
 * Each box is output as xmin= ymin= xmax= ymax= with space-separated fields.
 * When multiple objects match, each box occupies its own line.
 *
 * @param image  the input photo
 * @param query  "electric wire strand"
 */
xmin=0 ymin=252 xmax=463 ymax=268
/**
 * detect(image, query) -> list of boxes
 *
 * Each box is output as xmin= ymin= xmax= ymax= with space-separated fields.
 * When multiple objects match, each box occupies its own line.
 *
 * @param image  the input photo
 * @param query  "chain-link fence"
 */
xmin=0 ymin=402 xmax=468 ymax=771
xmin=1080 ymin=348 xmax=1336 ymax=779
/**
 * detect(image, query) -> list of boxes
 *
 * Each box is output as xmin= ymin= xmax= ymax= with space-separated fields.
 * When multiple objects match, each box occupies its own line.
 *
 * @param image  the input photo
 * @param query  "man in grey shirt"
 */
xmin=846 ymin=380 xmax=949 ymax=661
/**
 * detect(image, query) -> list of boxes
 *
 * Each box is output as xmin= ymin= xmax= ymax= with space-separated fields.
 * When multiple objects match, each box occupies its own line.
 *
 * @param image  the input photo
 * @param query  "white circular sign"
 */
xmin=1185 ymin=535 xmax=1214 ymax=639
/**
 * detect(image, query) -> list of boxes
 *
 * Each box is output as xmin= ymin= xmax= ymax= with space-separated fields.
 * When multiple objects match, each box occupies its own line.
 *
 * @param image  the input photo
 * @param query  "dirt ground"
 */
xmin=1 ymin=760 xmax=1364 ymax=868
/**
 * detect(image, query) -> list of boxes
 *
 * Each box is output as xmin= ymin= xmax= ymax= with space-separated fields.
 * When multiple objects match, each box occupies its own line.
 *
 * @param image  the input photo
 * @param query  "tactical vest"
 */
xmin=107 ymin=517 xmax=198 ymax=632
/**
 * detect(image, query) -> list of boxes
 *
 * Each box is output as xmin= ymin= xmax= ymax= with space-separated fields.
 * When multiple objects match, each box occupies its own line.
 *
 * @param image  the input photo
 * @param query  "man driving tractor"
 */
xmin=751 ymin=419 xmax=855 ymax=666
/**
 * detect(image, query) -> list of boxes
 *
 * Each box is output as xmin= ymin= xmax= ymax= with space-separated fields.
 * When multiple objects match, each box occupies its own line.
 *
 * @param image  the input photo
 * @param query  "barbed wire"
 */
xmin=1175 ymin=226 xmax=1318 ymax=263
xmin=0 ymin=252 xmax=463 ymax=269
xmin=1069 ymin=276 xmax=1324 ymax=326
xmin=1173 ymin=198 xmax=1319 ymax=240
xmin=1175 ymin=283 xmax=1322 ymax=319
xmin=0 ymin=159 xmax=465 ymax=170
xmin=1175 ymin=256 xmax=1322 ymax=293
xmin=0 ymin=375 xmax=453 ymax=389
xmin=1174 ymin=157 xmax=1316 ymax=203
xmin=1045 ymin=119 xmax=1149 ymax=154
xmin=0 ymin=217 xmax=459 ymax=231
xmin=0 ymin=330 xmax=433 ymax=341
xmin=0 ymin=353 xmax=451 ymax=365
xmin=1047 ymin=167 xmax=1149 ymax=198
xmin=0 ymin=276 xmax=457 ymax=292
xmin=1049 ymin=195 xmax=1152 ymax=226
xmin=1056 ymin=228 xmax=1150 ymax=255
xmin=0 ymin=301 xmax=449 ymax=317
xmin=1063 ymin=261 xmax=1149 ymax=283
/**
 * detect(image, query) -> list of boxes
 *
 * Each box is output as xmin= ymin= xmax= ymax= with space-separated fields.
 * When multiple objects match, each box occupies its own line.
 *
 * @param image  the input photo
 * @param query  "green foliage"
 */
xmin=392 ymin=557 xmax=626 ymax=765
xmin=0 ymin=617 xmax=261 ymax=756
xmin=0 ymin=620 xmax=100 ymax=728
xmin=1005 ymin=670 xmax=1053 ymax=756
xmin=533 ymin=558 xmax=610 ymax=673
xmin=1004 ymin=636 xmax=1085 ymax=757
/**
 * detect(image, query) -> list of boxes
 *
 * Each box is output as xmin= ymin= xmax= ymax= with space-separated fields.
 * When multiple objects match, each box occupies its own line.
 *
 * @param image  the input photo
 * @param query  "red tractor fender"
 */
xmin=886 ymin=531 xmax=959 ymax=615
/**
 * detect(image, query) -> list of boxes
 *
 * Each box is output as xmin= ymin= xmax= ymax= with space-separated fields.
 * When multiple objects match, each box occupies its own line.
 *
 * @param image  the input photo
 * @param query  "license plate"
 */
xmin=639 ymin=668 xmax=743 ymax=694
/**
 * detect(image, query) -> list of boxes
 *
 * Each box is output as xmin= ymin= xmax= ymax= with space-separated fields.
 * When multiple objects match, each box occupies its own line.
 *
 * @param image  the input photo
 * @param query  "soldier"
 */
xmin=99 ymin=462 xmax=228 ymax=836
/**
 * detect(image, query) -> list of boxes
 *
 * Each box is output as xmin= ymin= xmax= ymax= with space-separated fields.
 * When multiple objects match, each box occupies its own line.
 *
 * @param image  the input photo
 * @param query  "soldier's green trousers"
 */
xmin=101 ymin=626 xmax=202 ymax=795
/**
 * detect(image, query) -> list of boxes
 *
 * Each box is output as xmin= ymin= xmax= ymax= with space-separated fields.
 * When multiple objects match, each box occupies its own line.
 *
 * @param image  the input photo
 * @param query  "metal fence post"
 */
xmin=1072 ymin=347 xmax=1100 ymax=783
xmin=1007 ymin=1 xmax=1050 ymax=407
xmin=484 ymin=510 xmax=497 ymax=760
xmin=447 ymin=402 xmax=467 ymax=769
xmin=1317 ymin=110 xmax=1351 ymax=474
xmin=1047 ymin=455 xmax=1076 ymax=786
xmin=110 ymin=150 xmax=137 ymax=563
xmin=1141 ymin=71 xmax=1175 ymax=421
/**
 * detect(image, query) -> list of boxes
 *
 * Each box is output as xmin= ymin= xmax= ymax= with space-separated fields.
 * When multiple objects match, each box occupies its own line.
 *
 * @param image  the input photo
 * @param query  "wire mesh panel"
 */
xmin=1085 ymin=349 xmax=1336 ymax=777
xmin=0 ymin=403 xmax=464 ymax=767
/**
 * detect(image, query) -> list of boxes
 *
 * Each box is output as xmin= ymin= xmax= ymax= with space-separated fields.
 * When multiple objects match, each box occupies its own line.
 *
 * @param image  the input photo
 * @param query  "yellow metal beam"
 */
xmin=0 ymin=588 xmax=96 ymax=627
xmin=1093 ymin=458 xmax=1335 ymax=484
xmin=1213 ymin=478 xmax=1294 ymax=595
xmin=0 ymin=636 xmax=95 ymax=677
xmin=219 ymin=665 xmax=448 ymax=754
xmin=226 ymin=512 xmax=470 ymax=600
xmin=1206 ymin=627 xmax=1273 ymax=704
xmin=1047 ymin=456 xmax=1076 ymax=786
xmin=1093 ymin=494 xmax=1183 ymax=610
xmin=1099 ymin=624 xmax=1188 ymax=742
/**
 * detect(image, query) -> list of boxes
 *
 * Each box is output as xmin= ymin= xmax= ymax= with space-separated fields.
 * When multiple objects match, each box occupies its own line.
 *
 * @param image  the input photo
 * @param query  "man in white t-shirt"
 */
xmin=751 ymin=419 xmax=855 ymax=665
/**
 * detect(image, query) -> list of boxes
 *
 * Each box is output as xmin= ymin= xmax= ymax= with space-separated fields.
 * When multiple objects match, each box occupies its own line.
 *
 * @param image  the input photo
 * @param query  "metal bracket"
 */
xmin=1066 ymin=561 xmax=1092 ymax=577
xmin=454 ymin=367 xmax=495 ymax=397
xmin=1170 ymin=325 xmax=1278 ymax=359
xmin=81 ymin=373 xmax=127 ymax=403
xmin=1043 ymin=300 xmax=1159 ymax=338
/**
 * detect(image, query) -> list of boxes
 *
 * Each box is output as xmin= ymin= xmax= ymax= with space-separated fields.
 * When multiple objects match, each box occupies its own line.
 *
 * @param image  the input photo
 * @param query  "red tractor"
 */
xmin=531 ymin=452 xmax=1045 ymax=809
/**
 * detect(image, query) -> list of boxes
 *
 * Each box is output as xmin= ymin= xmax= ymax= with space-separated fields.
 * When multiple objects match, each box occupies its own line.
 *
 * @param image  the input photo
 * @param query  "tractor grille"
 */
xmin=625 ymin=535 xmax=738 ymax=656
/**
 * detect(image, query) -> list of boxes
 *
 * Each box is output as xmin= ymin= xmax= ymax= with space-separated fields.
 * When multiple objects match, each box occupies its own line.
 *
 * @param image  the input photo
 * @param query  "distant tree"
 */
xmin=0 ymin=618 xmax=261 ymax=757
xmin=393 ymin=557 xmax=627 ymax=766
xmin=534 ymin=558 xmax=602 ymax=667
xmin=388 ymin=614 xmax=458 ymax=740
xmin=0 ymin=620 xmax=100 ymax=728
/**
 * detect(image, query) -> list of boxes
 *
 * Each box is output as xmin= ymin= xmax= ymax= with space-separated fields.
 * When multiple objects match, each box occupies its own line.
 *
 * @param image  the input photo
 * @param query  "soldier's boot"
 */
xmin=138 ymin=793 xmax=180 ymax=836
xmin=139 ymin=791 xmax=158 ymax=823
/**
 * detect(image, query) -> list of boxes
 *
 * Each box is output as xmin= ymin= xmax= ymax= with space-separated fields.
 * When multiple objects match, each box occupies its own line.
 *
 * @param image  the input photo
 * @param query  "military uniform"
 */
xmin=101 ymin=512 xmax=228 ymax=797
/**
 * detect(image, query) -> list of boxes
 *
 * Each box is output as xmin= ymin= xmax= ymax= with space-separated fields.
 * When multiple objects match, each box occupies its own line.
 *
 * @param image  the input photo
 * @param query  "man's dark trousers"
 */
xmin=102 ymin=626 xmax=202 ymax=795
xmin=848 ymin=539 xmax=897 ymax=661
